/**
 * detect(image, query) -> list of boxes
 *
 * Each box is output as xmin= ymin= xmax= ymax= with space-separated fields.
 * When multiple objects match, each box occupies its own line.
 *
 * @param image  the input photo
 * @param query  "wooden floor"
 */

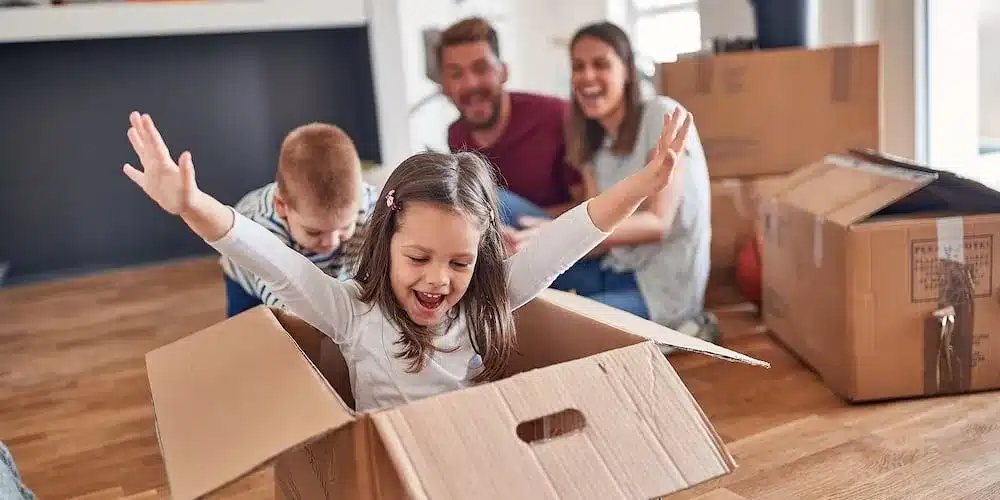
xmin=1 ymin=259 xmax=999 ymax=499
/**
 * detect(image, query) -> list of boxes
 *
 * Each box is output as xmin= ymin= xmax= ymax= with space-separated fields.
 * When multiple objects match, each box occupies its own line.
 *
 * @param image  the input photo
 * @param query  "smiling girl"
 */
xmin=120 ymin=106 xmax=692 ymax=411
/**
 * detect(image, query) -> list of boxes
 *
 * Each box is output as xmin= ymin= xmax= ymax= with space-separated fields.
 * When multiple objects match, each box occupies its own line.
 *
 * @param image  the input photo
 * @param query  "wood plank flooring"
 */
xmin=1 ymin=258 xmax=999 ymax=499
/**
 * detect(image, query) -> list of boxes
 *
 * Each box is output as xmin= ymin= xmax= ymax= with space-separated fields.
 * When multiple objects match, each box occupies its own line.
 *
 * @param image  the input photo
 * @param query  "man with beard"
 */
xmin=438 ymin=17 xmax=583 ymax=236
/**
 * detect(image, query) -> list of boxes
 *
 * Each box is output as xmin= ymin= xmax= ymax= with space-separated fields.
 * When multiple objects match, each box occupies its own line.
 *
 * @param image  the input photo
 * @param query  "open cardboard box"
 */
xmin=145 ymin=288 xmax=769 ymax=499
xmin=761 ymin=149 xmax=1000 ymax=401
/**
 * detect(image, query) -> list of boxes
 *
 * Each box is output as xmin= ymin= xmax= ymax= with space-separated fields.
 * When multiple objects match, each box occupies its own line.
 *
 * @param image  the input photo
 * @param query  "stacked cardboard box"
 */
xmin=658 ymin=43 xmax=882 ymax=305
xmin=706 ymin=176 xmax=789 ymax=303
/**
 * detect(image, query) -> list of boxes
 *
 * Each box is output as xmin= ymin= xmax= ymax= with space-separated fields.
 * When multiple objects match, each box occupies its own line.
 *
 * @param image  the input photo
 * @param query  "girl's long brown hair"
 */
xmin=353 ymin=151 xmax=515 ymax=383
xmin=565 ymin=21 xmax=645 ymax=168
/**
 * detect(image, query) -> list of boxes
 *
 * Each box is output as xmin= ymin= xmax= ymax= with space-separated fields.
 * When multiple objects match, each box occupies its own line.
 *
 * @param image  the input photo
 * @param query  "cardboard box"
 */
xmin=710 ymin=175 xmax=792 ymax=273
xmin=145 ymin=288 xmax=769 ymax=499
xmin=706 ymin=175 xmax=791 ymax=308
xmin=760 ymin=149 xmax=1000 ymax=402
xmin=659 ymin=44 xmax=882 ymax=179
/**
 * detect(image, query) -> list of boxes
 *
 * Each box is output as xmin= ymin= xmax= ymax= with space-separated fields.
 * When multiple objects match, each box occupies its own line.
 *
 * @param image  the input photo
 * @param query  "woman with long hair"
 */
xmin=518 ymin=21 xmax=718 ymax=342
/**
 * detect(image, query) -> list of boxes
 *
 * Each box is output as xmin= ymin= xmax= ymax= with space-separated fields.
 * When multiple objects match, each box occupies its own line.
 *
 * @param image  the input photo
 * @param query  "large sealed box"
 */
xmin=659 ymin=44 xmax=881 ymax=179
xmin=760 ymin=150 xmax=1000 ymax=402
xmin=145 ymin=288 xmax=768 ymax=499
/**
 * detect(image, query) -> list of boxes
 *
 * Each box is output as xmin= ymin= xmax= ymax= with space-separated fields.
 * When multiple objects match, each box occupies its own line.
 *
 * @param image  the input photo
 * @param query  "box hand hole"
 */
xmin=515 ymin=408 xmax=587 ymax=445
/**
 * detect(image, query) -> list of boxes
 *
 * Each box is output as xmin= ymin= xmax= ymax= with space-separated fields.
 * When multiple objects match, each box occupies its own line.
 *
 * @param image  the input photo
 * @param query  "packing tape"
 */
xmin=813 ymin=215 xmax=824 ymax=268
xmin=695 ymin=56 xmax=713 ymax=95
xmin=936 ymin=216 xmax=965 ymax=263
xmin=765 ymin=197 xmax=779 ymax=244
xmin=720 ymin=178 xmax=753 ymax=219
xmin=831 ymin=46 xmax=852 ymax=103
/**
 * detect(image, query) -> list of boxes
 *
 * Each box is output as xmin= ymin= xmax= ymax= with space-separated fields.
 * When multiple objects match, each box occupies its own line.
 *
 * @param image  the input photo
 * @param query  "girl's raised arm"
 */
xmin=504 ymin=200 xmax=609 ymax=310
xmin=121 ymin=112 xmax=358 ymax=342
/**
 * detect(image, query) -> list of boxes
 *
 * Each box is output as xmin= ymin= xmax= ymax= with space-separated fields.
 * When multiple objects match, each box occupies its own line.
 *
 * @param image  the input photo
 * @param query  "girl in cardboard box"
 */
xmin=119 ymin=108 xmax=691 ymax=411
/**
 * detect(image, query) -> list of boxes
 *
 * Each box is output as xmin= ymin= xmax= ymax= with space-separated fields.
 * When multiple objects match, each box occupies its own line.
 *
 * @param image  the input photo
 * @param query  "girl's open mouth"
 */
xmin=414 ymin=291 xmax=445 ymax=311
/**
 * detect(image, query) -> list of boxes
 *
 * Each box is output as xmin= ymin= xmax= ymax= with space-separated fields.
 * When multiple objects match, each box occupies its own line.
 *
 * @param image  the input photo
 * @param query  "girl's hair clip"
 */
xmin=385 ymin=189 xmax=397 ymax=211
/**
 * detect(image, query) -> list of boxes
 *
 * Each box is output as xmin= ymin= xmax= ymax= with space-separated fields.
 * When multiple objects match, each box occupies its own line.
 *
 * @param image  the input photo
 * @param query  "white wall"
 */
xmin=981 ymin=1 xmax=1000 ymax=140
xmin=869 ymin=0 xmax=919 ymax=163
xmin=391 ymin=0 xmax=502 ymax=156
xmin=698 ymin=0 xmax=755 ymax=44
xmin=924 ymin=0 xmax=980 ymax=168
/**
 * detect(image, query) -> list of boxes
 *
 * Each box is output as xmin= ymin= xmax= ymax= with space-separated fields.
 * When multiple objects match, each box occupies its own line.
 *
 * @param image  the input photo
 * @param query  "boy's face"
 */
xmin=275 ymin=193 xmax=358 ymax=255
xmin=389 ymin=202 xmax=481 ymax=327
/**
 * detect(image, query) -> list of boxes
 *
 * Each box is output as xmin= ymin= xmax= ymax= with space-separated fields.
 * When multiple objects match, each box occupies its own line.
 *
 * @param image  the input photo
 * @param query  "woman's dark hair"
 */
xmin=353 ymin=151 xmax=514 ymax=383
xmin=565 ymin=21 xmax=644 ymax=168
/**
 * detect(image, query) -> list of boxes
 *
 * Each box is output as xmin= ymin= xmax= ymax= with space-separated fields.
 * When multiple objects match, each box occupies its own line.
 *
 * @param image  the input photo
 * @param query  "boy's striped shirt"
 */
xmin=219 ymin=181 xmax=378 ymax=308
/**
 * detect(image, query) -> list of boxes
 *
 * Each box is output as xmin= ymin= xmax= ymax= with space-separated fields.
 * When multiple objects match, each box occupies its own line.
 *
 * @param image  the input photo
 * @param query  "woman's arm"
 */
xmin=584 ymin=152 xmax=684 ymax=254
xmin=566 ymin=162 xmax=681 ymax=259
xmin=505 ymin=107 xmax=692 ymax=308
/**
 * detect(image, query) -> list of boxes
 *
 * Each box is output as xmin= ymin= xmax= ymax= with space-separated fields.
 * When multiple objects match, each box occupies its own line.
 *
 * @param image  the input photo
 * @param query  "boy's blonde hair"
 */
xmin=276 ymin=122 xmax=361 ymax=212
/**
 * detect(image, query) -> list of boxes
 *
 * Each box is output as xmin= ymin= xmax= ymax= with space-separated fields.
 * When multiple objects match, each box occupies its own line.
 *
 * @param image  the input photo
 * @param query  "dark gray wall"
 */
xmin=0 ymin=27 xmax=381 ymax=285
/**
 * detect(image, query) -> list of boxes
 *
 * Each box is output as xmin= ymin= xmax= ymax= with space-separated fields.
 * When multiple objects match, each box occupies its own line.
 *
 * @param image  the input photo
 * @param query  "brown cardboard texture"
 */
xmin=760 ymin=150 xmax=1000 ymax=402
xmin=659 ymin=43 xmax=881 ymax=179
xmin=146 ymin=288 xmax=768 ymax=499
xmin=710 ymin=175 xmax=792 ymax=273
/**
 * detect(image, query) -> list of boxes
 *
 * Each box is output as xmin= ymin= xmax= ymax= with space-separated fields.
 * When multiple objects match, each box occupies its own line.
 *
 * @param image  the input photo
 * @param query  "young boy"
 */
xmin=221 ymin=122 xmax=378 ymax=317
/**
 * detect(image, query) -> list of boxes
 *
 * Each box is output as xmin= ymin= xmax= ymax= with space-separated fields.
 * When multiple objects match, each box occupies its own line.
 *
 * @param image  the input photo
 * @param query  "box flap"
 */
xmin=145 ymin=306 xmax=353 ymax=500
xmin=771 ymin=153 xmax=937 ymax=226
xmin=847 ymin=148 xmax=1000 ymax=217
xmin=537 ymin=289 xmax=769 ymax=368
xmin=371 ymin=342 xmax=737 ymax=499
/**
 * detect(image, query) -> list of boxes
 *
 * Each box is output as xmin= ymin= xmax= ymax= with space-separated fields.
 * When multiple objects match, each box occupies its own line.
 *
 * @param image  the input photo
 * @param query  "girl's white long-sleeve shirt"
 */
xmin=206 ymin=200 xmax=609 ymax=412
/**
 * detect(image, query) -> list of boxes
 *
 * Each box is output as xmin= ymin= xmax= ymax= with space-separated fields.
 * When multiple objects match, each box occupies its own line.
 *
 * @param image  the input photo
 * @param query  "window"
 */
xmin=631 ymin=0 xmax=702 ymax=64
xmin=918 ymin=0 xmax=993 ymax=185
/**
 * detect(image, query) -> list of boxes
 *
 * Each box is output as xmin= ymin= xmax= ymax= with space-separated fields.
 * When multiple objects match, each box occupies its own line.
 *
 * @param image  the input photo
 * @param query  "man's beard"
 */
xmin=462 ymin=92 xmax=503 ymax=131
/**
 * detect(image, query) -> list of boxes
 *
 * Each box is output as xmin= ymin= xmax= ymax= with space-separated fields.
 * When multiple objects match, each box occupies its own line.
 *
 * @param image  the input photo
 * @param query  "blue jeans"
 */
xmin=224 ymin=275 xmax=263 ymax=318
xmin=551 ymin=259 xmax=650 ymax=319
xmin=498 ymin=189 xmax=550 ymax=228
xmin=498 ymin=189 xmax=650 ymax=319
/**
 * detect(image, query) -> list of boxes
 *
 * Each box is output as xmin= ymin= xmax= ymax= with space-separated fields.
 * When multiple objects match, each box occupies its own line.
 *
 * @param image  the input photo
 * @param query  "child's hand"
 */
xmin=517 ymin=215 xmax=548 ymax=229
xmin=642 ymin=106 xmax=693 ymax=195
xmin=501 ymin=223 xmax=545 ymax=256
xmin=501 ymin=225 xmax=520 ymax=256
xmin=502 ymin=216 xmax=549 ymax=254
xmin=122 ymin=111 xmax=200 ymax=216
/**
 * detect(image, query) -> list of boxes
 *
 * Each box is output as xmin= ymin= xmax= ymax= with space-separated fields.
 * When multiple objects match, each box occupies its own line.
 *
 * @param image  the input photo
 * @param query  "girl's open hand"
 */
xmin=122 ymin=111 xmax=199 ymax=216
xmin=643 ymin=106 xmax=692 ymax=194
